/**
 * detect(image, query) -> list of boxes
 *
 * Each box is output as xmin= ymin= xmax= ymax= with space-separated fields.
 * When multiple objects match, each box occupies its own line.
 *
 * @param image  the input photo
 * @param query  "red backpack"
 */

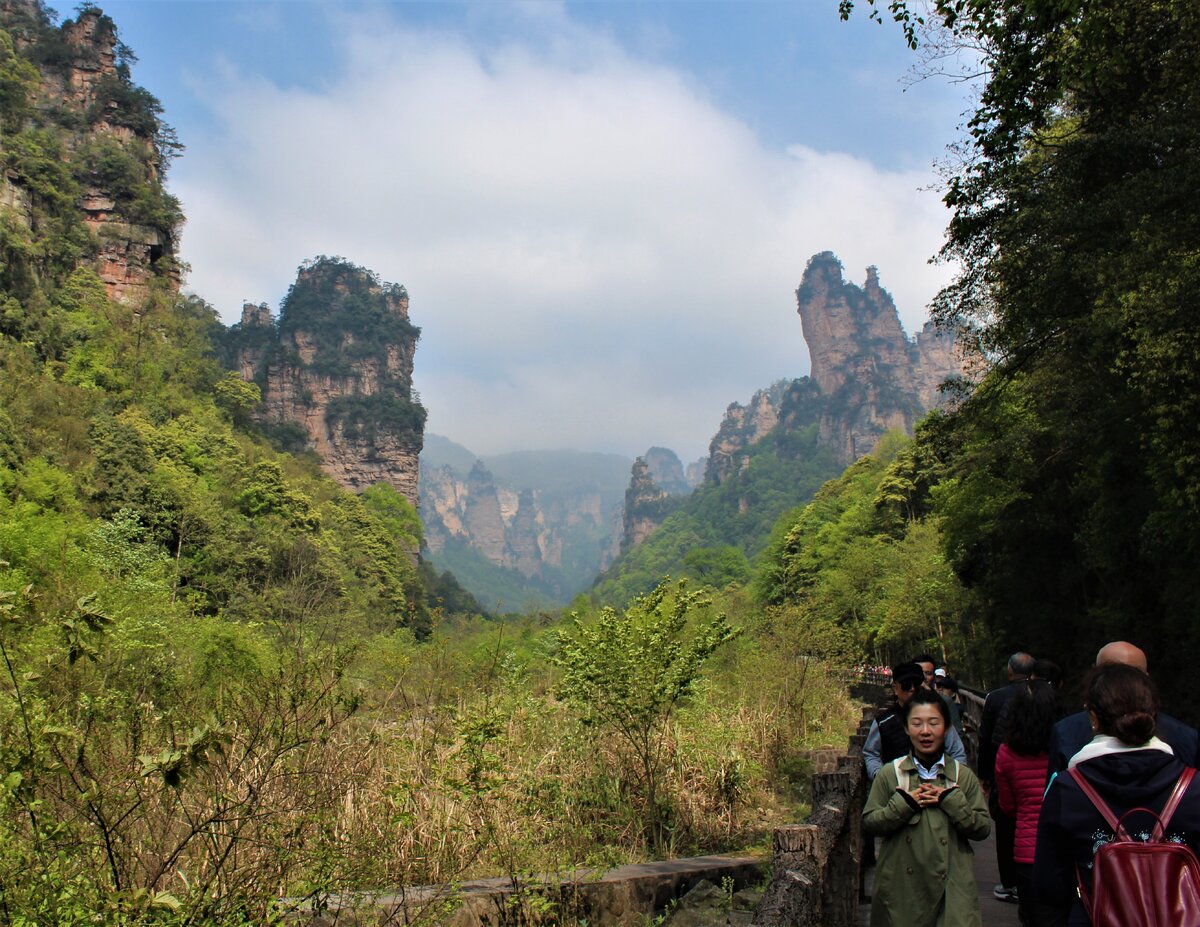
xmin=1070 ymin=766 xmax=1200 ymax=927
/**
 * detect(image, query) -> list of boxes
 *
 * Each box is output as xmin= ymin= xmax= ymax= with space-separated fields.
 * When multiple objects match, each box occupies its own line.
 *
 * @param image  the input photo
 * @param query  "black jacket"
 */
xmin=1034 ymin=747 xmax=1200 ymax=926
xmin=978 ymin=680 xmax=1024 ymax=783
xmin=873 ymin=704 xmax=913 ymax=767
xmin=1048 ymin=710 xmax=1200 ymax=774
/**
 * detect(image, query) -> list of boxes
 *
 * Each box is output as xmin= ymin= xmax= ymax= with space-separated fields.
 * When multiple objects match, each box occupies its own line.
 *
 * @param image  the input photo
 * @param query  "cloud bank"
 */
xmin=173 ymin=6 xmax=953 ymax=461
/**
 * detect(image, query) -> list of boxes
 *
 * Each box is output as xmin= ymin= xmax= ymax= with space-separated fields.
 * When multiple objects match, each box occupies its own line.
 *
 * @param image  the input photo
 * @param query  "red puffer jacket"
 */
xmin=995 ymin=743 xmax=1050 ymax=864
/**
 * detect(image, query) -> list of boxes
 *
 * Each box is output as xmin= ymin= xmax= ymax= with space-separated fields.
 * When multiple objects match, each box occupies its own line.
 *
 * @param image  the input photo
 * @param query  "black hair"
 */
xmin=1009 ymin=652 xmax=1036 ymax=676
xmin=912 ymin=653 xmax=937 ymax=667
xmin=1086 ymin=663 xmax=1159 ymax=746
xmin=901 ymin=687 xmax=951 ymax=726
xmin=1005 ymin=680 xmax=1059 ymax=756
xmin=1031 ymin=658 xmax=1063 ymax=688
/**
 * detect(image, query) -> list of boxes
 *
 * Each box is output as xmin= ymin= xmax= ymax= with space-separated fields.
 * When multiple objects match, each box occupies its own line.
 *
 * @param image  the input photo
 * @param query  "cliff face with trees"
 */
xmin=419 ymin=442 xmax=630 ymax=610
xmin=0 ymin=7 xmax=466 ymax=916
xmin=225 ymin=257 xmax=425 ymax=507
xmin=827 ymin=0 xmax=1200 ymax=707
xmin=597 ymin=254 xmax=965 ymax=604
xmin=0 ymin=0 xmax=181 ymax=311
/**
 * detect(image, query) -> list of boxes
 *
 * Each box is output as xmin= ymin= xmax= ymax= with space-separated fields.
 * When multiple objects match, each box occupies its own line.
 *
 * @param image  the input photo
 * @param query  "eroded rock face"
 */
xmin=419 ymin=458 xmax=612 ymax=579
xmin=230 ymin=258 xmax=425 ymax=506
xmin=794 ymin=252 xmax=964 ymax=463
xmin=0 ymin=3 xmax=180 ymax=305
xmin=643 ymin=446 xmax=691 ymax=496
xmin=463 ymin=462 xmax=508 ymax=563
xmin=622 ymin=457 xmax=672 ymax=551
xmin=706 ymin=389 xmax=780 ymax=485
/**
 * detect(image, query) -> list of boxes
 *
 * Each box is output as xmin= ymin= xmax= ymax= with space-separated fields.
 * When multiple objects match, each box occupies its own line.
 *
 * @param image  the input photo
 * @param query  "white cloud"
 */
xmin=172 ymin=7 xmax=953 ymax=461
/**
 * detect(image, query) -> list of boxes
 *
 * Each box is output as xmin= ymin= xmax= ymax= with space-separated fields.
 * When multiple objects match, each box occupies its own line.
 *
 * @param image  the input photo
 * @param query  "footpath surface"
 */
xmin=860 ymin=828 xmax=1023 ymax=926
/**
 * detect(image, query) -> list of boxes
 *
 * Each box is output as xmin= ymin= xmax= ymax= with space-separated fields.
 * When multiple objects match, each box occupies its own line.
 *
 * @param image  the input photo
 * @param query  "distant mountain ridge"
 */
xmin=418 ymin=438 xmax=632 ymax=609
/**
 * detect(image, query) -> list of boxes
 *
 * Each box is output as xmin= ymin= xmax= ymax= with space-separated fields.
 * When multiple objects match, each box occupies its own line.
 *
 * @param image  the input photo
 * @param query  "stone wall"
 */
xmin=302 ymin=854 xmax=766 ymax=927
xmin=753 ymin=704 xmax=879 ymax=927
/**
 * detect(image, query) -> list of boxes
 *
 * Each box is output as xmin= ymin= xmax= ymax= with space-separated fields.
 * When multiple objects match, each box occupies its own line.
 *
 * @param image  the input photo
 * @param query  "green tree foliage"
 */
xmin=754 ymin=431 xmax=987 ymax=673
xmin=594 ymin=424 xmax=841 ymax=605
xmin=843 ymin=0 xmax=1200 ymax=700
xmin=554 ymin=581 xmax=741 ymax=850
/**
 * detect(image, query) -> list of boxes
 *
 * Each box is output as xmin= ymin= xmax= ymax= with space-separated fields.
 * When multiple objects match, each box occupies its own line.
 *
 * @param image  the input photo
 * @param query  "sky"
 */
xmin=48 ymin=0 xmax=976 ymax=463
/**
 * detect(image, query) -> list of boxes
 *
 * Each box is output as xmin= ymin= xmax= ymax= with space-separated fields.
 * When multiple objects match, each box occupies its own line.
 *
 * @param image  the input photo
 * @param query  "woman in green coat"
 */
xmin=863 ymin=687 xmax=990 ymax=927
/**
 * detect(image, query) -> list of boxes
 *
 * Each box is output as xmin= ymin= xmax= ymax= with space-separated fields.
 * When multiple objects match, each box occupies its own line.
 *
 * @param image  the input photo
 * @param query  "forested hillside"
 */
xmin=0 ymin=5 xmax=864 ymax=921
xmin=828 ymin=0 xmax=1200 ymax=708
xmin=593 ymin=421 xmax=842 ymax=606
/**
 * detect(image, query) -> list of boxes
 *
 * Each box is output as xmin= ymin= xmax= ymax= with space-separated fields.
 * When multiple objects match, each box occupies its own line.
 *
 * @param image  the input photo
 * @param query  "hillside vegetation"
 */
xmin=0 ymin=5 xmax=861 ymax=922
xmin=592 ymin=419 xmax=842 ymax=607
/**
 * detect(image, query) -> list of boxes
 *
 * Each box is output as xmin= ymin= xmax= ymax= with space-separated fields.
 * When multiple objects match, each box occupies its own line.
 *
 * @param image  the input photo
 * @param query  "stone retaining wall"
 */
xmin=305 ymin=854 xmax=766 ymax=927
xmin=754 ymin=703 xmax=880 ymax=927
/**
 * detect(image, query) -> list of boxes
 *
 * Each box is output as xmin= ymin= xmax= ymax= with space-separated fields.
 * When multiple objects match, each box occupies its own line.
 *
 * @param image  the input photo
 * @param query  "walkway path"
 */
xmin=860 ymin=829 xmax=1023 ymax=926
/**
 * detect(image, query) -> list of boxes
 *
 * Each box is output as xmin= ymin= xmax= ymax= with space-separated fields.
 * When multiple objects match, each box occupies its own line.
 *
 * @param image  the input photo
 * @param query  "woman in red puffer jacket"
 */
xmin=995 ymin=680 xmax=1060 ymax=927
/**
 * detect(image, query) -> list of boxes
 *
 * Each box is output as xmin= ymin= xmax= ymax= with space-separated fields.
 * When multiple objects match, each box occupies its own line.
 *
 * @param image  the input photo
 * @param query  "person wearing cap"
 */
xmin=915 ymin=653 xmax=965 ymax=740
xmin=932 ymin=671 xmax=966 ymax=738
xmin=864 ymin=662 xmax=969 ymax=782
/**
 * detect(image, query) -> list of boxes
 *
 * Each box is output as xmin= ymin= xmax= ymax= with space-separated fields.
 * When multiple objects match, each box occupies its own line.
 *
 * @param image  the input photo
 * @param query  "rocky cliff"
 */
xmin=421 ymin=456 xmax=614 ymax=578
xmin=793 ymin=251 xmax=961 ymax=462
xmin=614 ymin=252 xmax=966 ymax=551
xmin=701 ymin=252 xmax=963 ymax=482
xmin=622 ymin=457 xmax=676 ymax=551
xmin=228 ymin=257 xmax=425 ymax=506
xmin=0 ymin=1 xmax=180 ymax=306
xmin=418 ymin=444 xmax=629 ymax=604
xmin=643 ymin=446 xmax=695 ymax=495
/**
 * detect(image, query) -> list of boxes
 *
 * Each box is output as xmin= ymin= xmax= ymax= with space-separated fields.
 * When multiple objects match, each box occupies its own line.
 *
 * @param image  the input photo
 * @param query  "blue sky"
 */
xmin=49 ymin=1 xmax=976 ymax=462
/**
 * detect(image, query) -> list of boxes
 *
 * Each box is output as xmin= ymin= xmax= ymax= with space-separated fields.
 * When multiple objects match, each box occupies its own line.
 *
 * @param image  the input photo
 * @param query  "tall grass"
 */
xmin=0 ymin=592 xmax=859 ymax=924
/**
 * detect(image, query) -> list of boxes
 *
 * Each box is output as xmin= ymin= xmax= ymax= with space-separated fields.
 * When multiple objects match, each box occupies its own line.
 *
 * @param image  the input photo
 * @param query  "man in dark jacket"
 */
xmin=979 ymin=651 xmax=1036 ymax=903
xmin=863 ymin=661 xmax=968 ymax=781
xmin=1047 ymin=641 xmax=1200 ymax=774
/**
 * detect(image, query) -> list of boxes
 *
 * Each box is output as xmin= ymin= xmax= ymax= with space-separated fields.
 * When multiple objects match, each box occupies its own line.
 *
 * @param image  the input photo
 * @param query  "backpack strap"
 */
xmin=1070 ymin=766 xmax=1196 ymax=840
xmin=1069 ymin=767 xmax=1121 ymax=833
xmin=1155 ymin=766 xmax=1195 ymax=839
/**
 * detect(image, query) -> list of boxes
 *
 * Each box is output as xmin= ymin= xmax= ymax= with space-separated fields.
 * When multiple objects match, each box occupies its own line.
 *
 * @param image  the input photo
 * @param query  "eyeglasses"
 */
xmin=897 ymin=680 xmax=920 ymax=692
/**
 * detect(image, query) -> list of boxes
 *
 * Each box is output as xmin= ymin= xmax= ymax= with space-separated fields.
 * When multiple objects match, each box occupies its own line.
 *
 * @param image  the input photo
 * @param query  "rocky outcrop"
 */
xmin=912 ymin=320 xmax=965 ymax=409
xmin=229 ymin=258 xmax=425 ymax=506
xmin=603 ymin=253 xmax=969 ymax=591
xmin=0 ymin=2 xmax=180 ymax=306
xmin=643 ymin=447 xmax=691 ymax=496
xmin=706 ymin=389 xmax=781 ymax=485
xmin=621 ymin=457 xmax=685 ymax=552
xmin=420 ymin=458 xmax=613 ymax=580
xmin=463 ymin=462 xmax=508 ymax=563
xmin=793 ymin=252 xmax=963 ymax=464
xmin=507 ymin=490 xmax=543 ymax=578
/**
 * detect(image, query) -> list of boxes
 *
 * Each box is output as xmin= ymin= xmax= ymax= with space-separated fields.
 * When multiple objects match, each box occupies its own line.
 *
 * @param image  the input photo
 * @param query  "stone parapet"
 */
xmin=754 ymin=701 xmax=880 ymax=927
xmin=301 ymin=854 xmax=766 ymax=927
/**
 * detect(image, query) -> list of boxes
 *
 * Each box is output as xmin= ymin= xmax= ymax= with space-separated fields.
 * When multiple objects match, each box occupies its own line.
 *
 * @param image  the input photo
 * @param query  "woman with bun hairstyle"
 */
xmin=1034 ymin=663 xmax=1200 ymax=925
xmin=863 ymin=687 xmax=990 ymax=927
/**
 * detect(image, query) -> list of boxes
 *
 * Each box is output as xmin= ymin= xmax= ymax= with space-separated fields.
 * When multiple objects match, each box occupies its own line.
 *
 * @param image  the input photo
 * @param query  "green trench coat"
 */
xmin=862 ymin=755 xmax=990 ymax=927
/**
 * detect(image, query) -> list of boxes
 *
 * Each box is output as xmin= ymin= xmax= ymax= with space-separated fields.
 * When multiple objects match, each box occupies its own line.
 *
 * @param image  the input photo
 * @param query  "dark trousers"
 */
xmin=1014 ymin=862 xmax=1034 ymax=926
xmin=989 ymin=788 xmax=1018 ymax=888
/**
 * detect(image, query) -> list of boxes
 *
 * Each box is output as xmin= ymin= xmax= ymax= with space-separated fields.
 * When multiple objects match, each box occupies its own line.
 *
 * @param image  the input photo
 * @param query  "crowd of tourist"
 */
xmin=861 ymin=642 xmax=1200 ymax=927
